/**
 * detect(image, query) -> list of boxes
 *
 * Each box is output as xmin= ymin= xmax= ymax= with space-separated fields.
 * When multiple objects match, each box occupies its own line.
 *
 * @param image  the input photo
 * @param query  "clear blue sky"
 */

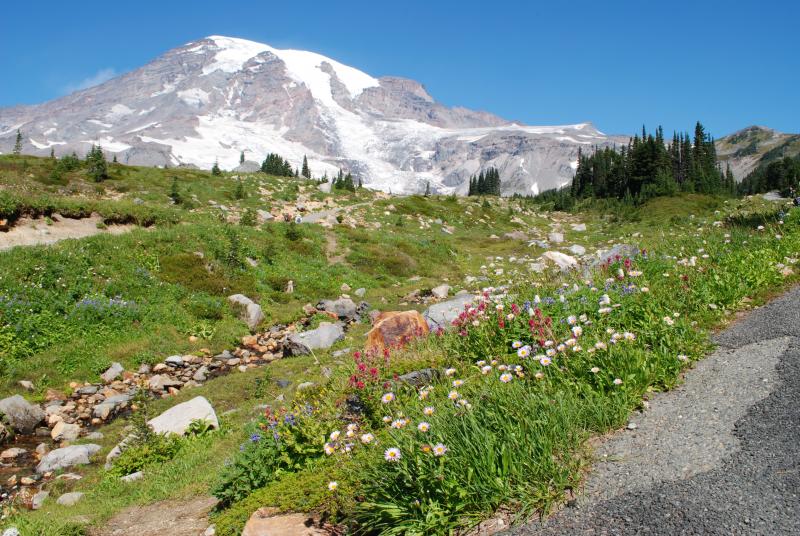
xmin=1 ymin=0 xmax=797 ymax=136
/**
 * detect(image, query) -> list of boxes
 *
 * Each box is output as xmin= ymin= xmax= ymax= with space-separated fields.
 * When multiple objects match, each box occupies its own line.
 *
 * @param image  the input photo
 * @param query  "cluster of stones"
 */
xmin=0 ymin=293 xmax=371 ymax=508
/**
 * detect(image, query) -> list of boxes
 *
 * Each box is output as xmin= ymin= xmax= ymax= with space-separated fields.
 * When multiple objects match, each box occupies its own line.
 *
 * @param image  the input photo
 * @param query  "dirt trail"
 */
xmin=300 ymin=202 xmax=370 ymax=224
xmin=0 ymin=215 xmax=135 ymax=251
xmin=91 ymin=496 xmax=218 ymax=536
xmin=325 ymin=232 xmax=349 ymax=264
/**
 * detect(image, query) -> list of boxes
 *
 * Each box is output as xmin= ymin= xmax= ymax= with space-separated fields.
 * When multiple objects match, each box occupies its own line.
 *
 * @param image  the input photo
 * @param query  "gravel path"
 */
xmin=507 ymin=287 xmax=800 ymax=535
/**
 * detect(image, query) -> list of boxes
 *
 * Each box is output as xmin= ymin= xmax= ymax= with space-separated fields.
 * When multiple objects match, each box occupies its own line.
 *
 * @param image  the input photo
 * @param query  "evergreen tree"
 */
xmin=12 ymin=130 xmax=22 ymax=155
xmin=301 ymin=155 xmax=311 ymax=178
xmin=260 ymin=153 xmax=295 ymax=177
xmin=169 ymin=177 xmax=182 ymax=205
xmin=86 ymin=145 xmax=108 ymax=183
xmin=211 ymin=160 xmax=222 ymax=176
xmin=424 ymin=181 xmax=431 ymax=197
xmin=234 ymin=179 xmax=246 ymax=200
xmin=240 ymin=151 xmax=245 ymax=165
xmin=50 ymin=147 xmax=55 ymax=159
xmin=112 ymin=154 xmax=118 ymax=163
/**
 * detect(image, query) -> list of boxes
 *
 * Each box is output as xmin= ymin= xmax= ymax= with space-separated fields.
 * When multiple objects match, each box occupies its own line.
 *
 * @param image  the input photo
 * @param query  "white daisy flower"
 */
xmin=384 ymin=447 xmax=402 ymax=462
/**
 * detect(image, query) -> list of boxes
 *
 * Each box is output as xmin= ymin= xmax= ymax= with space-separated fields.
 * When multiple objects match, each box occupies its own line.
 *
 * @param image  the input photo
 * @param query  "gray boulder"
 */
xmin=548 ymin=232 xmax=564 ymax=243
xmin=0 ymin=395 xmax=45 ymax=434
xmin=568 ymin=244 xmax=586 ymax=256
xmin=36 ymin=444 xmax=101 ymax=473
xmin=571 ymin=223 xmax=587 ymax=232
xmin=591 ymin=244 xmax=639 ymax=267
xmin=285 ymin=322 xmax=345 ymax=356
xmin=193 ymin=366 xmax=209 ymax=382
xmin=165 ymin=355 xmax=184 ymax=367
xmin=147 ymin=396 xmax=219 ymax=436
xmin=316 ymin=297 xmax=358 ymax=322
xmin=76 ymin=385 xmax=99 ymax=395
xmin=93 ymin=394 xmax=133 ymax=420
xmin=397 ymin=368 xmax=439 ymax=387
xmin=228 ymin=294 xmax=265 ymax=332
xmin=233 ymin=160 xmax=261 ymax=173
xmin=100 ymin=362 xmax=124 ymax=383
xmin=423 ymin=293 xmax=475 ymax=331
xmin=148 ymin=374 xmax=182 ymax=392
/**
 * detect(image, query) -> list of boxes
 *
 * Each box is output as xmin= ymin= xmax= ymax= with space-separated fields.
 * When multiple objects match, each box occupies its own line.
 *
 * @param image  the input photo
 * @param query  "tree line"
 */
xmin=467 ymin=167 xmax=501 ymax=196
xmin=565 ymin=122 xmax=735 ymax=205
xmin=737 ymin=155 xmax=800 ymax=196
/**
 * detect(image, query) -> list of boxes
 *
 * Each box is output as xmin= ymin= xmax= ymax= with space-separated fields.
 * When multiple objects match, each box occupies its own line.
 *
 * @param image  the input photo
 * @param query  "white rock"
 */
xmin=17 ymin=380 xmax=34 ymax=391
xmin=147 ymin=396 xmax=219 ymax=436
xmin=51 ymin=421 xmax=81 ymax=442
xmin=0 ymin=447 xmax=26 ymax=460
xmin=541 ymin=251 xmax=578 ymax=271
xmin=568 ymin=244 xmax=586 ymax=256
xmin=285 ymin=323 xmax=345 ymax=355
xmin=36 ymin=444 xmax=101 ymax=473
xmin=56 ymin=492 xmax=84 ymax=506
xmin=121 ymin=471 xmax=144 ymax=482
xmin=548 ymin=232 xmax=564 ymax=243
xmin=228 ymin=294 xmax=265 ymax=332
xmin=430 ymin=284 xmax=451 ymax=299
xmin=100 ymin=362 xmax=124 ymax=383
xmin=32 ymin=491 xmax=49 ymax=509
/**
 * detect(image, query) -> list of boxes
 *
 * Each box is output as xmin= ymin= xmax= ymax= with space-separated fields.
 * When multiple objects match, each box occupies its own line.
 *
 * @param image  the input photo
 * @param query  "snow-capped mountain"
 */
xmin=0 ymin=35 xmax=624 ymax=195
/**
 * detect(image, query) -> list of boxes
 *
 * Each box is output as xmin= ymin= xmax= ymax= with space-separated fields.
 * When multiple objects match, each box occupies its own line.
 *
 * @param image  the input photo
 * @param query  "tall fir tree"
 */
xmin=86 ymin=145 xmax=108 ymax=183
xmin=13 ymin=130 xmax=22 ymax=155
xmin=301 ymin=155 xmax=311 ymax=178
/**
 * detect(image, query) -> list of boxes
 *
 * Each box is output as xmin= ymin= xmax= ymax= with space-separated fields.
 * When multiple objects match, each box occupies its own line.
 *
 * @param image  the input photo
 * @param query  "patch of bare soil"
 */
xmin=91 ymin=496 xmax=218 ymax=536
xmin=0 ymin=214 xmax=135 ymax=251
xmin=325 ymin=232 xmax=349 ymax=265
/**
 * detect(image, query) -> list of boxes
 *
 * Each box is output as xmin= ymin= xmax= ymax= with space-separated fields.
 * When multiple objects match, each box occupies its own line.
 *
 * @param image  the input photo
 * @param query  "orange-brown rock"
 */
xmin=365 ymin=311 xmax=429 ymax=351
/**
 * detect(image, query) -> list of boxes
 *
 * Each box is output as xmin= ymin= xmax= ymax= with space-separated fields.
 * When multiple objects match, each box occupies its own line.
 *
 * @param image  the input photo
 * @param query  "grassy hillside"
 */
xmin=1 ymin=154 xmax=796 ymax=535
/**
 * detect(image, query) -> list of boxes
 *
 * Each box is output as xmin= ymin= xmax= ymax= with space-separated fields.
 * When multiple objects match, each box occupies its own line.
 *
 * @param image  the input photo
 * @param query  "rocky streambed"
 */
xmin=0 ymin=295 xmax=371 ymax=510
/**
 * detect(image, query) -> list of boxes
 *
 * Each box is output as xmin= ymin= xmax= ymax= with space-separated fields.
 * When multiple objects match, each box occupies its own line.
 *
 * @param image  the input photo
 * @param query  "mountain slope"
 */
xmin=0 ymin=36 xmax=623 ymax=195
xmin=716 ymin=126 xmax=800 ymax=180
